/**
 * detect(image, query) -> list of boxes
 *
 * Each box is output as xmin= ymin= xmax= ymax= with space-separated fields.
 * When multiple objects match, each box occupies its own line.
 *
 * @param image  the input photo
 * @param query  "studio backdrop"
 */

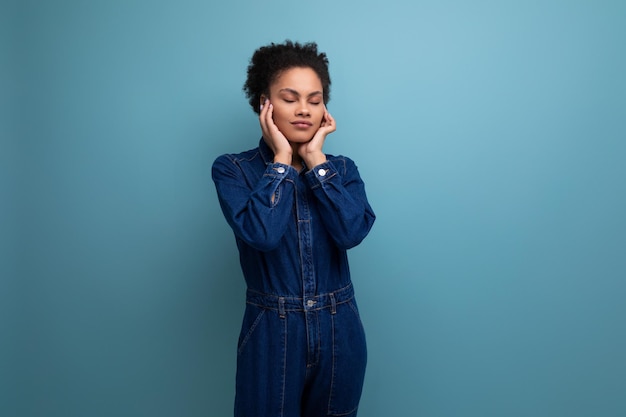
xmin=6 ymin=1 xmax=625 ymax=416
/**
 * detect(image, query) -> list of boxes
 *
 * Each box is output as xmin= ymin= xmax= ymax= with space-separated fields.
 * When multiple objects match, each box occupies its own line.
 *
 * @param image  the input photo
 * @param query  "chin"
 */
xmin=286 ymin=133 xmax=315 ymax=143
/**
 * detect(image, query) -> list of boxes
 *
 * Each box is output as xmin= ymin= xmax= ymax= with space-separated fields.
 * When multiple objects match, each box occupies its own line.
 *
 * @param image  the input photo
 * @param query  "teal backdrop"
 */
xmin=4 ymin=0 xmax=625 ymax=416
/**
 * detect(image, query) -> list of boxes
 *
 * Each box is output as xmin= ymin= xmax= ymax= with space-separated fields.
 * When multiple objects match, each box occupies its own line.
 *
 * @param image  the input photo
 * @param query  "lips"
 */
xmin=291 ymin=120 xmax=313 ymax=128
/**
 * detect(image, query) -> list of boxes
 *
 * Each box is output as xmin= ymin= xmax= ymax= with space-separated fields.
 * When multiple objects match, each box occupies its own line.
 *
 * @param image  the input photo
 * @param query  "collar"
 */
xmin=259 ymin=137 xmax=274 ymax=165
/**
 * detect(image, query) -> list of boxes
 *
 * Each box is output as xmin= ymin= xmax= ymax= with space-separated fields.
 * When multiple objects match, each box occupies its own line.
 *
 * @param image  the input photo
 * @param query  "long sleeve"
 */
xmin=212 ymin=154 xmax=297 ymax=252
xmin=304 ymin=157 xmax=376 ymax=250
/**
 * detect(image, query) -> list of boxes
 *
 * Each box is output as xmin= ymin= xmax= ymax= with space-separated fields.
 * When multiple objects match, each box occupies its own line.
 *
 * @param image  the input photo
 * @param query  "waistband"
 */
xmin=245 ymin=283 xmax=354 ymax=315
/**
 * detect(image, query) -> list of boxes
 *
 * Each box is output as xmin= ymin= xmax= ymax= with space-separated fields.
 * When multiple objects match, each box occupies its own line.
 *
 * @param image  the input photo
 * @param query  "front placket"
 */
xmin=295 ymin=175 xmax=320 ymax=367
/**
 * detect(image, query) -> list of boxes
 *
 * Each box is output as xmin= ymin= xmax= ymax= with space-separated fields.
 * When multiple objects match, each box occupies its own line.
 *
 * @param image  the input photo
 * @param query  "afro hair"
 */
xmin=243 ymin=40 xmax=331 ymax=114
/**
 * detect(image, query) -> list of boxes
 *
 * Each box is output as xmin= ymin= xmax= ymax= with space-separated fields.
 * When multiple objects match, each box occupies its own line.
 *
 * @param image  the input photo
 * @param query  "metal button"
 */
xmin=276 ymin=167 xmax=285 ymax=174
xmin=306 ymin=299 xmax=317 ymax=307
xmin=318 ymin=168 xmax=327 ymax=176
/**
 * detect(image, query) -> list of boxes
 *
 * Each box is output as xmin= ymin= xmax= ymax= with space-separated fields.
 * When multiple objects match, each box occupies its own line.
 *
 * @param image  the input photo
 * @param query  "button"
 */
xmin=276 ymin=167 xmax=285 ymax=174
xmin=318 ymin=168 xmax=327 ymax=176
xmin=306 ymin=299 xmax=317 ymax=308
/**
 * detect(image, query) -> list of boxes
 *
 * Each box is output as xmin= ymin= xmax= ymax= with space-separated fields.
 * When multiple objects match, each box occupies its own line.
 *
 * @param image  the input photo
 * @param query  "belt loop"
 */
xmin=330 ymin=293 xmax=337 ymax=315
xmin=278 ymin=297 xmax=286 ymax=318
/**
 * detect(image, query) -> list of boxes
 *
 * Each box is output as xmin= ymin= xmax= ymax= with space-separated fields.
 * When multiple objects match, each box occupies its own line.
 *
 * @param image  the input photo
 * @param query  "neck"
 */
xmin=290 ymin=143 xmax=303 ymax=171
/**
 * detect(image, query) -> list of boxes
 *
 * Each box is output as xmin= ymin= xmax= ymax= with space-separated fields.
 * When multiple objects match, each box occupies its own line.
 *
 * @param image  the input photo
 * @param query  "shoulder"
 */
xmin=212 ymin=146 xmax=262 ymax=169
xmin=212 ymin=146 xmax=262 ymax=179
xmin=326 ymin=154 xmax=359 ymax=174
xmin=214 ymin=146 xmax=260 ymax=165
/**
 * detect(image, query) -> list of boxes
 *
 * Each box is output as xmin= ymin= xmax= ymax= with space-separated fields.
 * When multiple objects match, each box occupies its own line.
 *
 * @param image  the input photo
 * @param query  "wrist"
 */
xmin=304 ymin=152 xmax=327 ymax=169
xmin=273 ymin=151 xmax=292 ymax=166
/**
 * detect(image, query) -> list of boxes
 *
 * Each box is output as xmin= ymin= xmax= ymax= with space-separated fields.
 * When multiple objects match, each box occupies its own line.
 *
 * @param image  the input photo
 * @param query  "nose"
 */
xmin=296 ymin=101 xmax=311 ymax=117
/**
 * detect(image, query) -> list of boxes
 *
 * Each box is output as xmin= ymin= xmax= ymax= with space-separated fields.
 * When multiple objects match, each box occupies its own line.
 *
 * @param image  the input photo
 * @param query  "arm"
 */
xmin=305 ymin=157 xmax=376 ymax=250
xmin=212 ymin=154 xmax=296 ymax=252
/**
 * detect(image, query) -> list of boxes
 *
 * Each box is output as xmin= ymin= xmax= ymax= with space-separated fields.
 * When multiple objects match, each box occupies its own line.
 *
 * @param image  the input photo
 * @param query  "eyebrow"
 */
xmin=278 ymin=88 xmax=323 ymax=98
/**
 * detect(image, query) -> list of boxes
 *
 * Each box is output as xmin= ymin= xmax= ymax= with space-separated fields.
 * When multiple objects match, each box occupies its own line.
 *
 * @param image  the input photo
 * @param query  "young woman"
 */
xmin=212 ymin=40 xmax=376 ymax=417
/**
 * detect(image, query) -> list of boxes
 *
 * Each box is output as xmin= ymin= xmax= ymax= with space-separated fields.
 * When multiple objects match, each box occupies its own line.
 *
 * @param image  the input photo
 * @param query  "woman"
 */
xmin=212 ymin=40 xmax=376 ymax=417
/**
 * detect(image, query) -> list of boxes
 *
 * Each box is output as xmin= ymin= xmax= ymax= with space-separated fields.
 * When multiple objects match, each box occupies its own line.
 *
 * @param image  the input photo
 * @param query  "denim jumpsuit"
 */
xmin=212 ymin=139 xmax=375 ymax=417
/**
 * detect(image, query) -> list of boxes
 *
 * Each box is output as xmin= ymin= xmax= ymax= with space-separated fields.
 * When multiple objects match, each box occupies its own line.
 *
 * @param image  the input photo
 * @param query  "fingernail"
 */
xmin=260 ymin=104 xmax=264 ymax=111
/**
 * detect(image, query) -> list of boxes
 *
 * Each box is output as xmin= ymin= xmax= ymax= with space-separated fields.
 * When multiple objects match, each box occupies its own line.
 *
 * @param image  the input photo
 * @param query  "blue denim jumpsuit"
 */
xmin=212 ymin=139 xmax=375 ymax=417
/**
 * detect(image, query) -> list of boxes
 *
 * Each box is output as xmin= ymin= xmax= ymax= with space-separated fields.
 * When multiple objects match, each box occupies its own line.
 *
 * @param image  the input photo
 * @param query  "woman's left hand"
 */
xmin=298 ymin=108 xmax=336 ymax=168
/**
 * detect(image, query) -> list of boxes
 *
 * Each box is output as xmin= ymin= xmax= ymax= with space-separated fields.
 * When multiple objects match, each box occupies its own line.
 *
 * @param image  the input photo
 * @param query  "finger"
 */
xmin=264 ymin=102 xmax=275 ymax=127
xmin=260 ymin=99 xmax=269 ymax=114
xmin=325 ymin=112 xmax=336 ymax=132
xmin=260 ymin=98 xmax=268 ymax=113
xmin=261 ymin=101 xmax=276 ymax=137
xmin=267 ymin=102 xmax=273 ymax=121
xmin=259 ymin=99 xmax=269 ymax=125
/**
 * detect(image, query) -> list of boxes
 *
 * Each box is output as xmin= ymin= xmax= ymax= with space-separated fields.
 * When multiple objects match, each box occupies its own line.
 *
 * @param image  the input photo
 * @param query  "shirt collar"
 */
xmin=259 ymin=137 xmax=274 ymax=165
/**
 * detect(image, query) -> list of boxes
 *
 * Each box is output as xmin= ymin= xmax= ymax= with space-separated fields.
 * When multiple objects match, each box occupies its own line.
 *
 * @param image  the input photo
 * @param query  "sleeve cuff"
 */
xmin=265 ymin=162 xmax=297 ymax=179
xmin=305 ymin=160 xmax=337 ymax=188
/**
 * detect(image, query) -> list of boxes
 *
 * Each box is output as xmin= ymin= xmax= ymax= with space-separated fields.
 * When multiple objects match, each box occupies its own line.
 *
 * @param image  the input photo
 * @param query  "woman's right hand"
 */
xmin=259 ymin=100 xmax=292 ymax=165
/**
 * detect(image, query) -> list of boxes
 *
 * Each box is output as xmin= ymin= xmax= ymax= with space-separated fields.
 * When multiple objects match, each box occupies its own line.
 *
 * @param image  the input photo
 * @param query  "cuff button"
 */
xmin=318 ymin=168 xmax=327 ymax=176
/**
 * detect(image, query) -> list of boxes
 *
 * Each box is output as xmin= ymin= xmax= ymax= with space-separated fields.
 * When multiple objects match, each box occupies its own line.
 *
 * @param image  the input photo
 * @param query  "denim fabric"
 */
xmin=212 ymin=138 xmax=375 ymax=417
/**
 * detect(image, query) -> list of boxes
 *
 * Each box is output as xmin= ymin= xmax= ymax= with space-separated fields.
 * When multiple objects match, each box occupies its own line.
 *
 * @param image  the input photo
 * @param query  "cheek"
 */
xmin=270 ymin=107 xmax=288 ymax=124
xmin=313 ymin=109 xmax=325 ymax=125
xmin=274 ymin=112 xmax=291 ymax=129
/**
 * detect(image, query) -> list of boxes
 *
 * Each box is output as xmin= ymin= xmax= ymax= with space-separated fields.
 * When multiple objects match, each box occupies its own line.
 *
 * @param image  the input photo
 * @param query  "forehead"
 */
xmin=271 ymin=67 xmax=323 ymax=93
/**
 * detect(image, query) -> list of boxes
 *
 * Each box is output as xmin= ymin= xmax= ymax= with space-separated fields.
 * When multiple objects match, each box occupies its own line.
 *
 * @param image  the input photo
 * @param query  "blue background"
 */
xmin=4 ymin=0 xmax=626 ymax=416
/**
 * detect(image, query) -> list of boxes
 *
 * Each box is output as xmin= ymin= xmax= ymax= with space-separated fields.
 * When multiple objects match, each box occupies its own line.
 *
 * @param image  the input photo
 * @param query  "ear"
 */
xmin=258 ymin=95 xmax=266 ymax=112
